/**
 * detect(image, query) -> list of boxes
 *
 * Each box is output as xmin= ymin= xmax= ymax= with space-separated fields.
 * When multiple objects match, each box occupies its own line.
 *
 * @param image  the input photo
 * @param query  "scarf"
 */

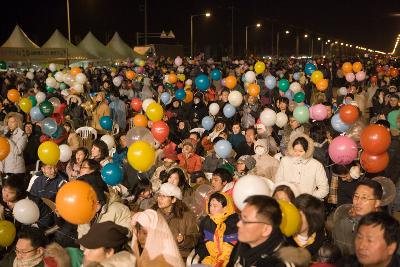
xmin=293 ymin=232 xmax=316 ymax=248
xmin=13 ymin=250 xmax=43 ymax=267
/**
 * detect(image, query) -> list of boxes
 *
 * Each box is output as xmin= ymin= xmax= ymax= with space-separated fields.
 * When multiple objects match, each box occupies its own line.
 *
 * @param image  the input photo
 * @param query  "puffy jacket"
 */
xmin=177 ymin=153 xmax=202 ymax=174
xmin=29 ymin=171 xmax=68 ymax=201
xmin=90 ymin=102 xmax=110 ymax=134
xmin=251 ymin=139 xmax=280 ymax=182
xmin=0 ymin=127 xmax=27 ymax=174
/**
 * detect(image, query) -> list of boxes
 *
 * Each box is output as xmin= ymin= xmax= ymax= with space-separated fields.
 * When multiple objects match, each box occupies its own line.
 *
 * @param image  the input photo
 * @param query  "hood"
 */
xmin=287 ymin=133 xmax=315 ymax=159
xmin=254 ymin=138 xmax=269 ymax=154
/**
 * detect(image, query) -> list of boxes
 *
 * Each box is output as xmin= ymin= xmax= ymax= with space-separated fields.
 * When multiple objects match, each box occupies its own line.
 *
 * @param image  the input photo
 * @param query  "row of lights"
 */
xmin=390 ymin=34 xmax=400 ymax=55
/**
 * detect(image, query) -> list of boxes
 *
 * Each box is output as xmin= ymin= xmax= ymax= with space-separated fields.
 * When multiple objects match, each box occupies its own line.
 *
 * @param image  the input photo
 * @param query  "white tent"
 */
xmin=106 ymin=32 xmax=138 ymax=59
xmin=42 ymin=29 xmax=94 ymax=60
xmin=78 ymin=32 xmax=121 ymax=60
xmin=1 ymin=25 xmax=39 ymax=48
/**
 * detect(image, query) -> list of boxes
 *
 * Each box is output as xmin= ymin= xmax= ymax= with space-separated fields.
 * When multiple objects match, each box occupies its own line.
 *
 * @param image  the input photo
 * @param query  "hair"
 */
xmin=213 ymin=168 xmax=233 ymax=183
xmin=273 ymin=185 xmax=296 ymax=203
xmin=154 ymin=197 xmax=189 ymax=219
xmin=292 ymin=137 xmax=309 ymax=152
xmin=18 ymin=227 xmax=47 ymax=248
xmin=244 ymin=195 xmax=282 ymax=229
xmin=221 ymin=88 xmax=230 ymax=95
xmin=92 ymin=140 xmax=109 ymax=161
xmin=44 ymin=243 xmax=71 ymax=267
xmin=356 ymin=178 xmax=383 ymax=200
xmin=63 ymin=121 xmax=74 ymax=133
xmin=167 ymin=168 xmax=190 ymax=191
xmin=277 ymin=97 xmax=289 ymax=106
xmin=389 ymin=93 xmax=399 ymax=100
xmin=332 ymin=163 xmax=353 ymax=175
xmin=189 ymin=132 xmax=200 ymax=141
xmin=132 ymin=179 xmax=152 ymax=200
xmin=357 ymin=211 xmax=400 ymax=249
xmin=208 ymin=192 xmax=228 ymax=213
xmin=245 ymin=126 xmax=256 ymax=135
xmin=322 ymin=101 xmax=333 ymax=108
xmin=294 ymin=194 xmax=325 ymax=236
xmin=190 ymin=171 xmax=206 ymax=184
xmin=70 ymin=147 xmax=89 ymax=165
xmin=345 ymin=93 xmax=354 ymax=100
xmin=309 ymin=122 xmax=328 ymax=144
xmin=3 ymin=174 xmax=28 ymax=201
xmin=315 ymin=243 xmax=342 ymax=264
xmin=212 ymin=136 xmax=224 ymax=145
xmin=82 ymin=158 xmax=102 ymax=173
xmin=375 ymin=119 xmax=390 ymax=129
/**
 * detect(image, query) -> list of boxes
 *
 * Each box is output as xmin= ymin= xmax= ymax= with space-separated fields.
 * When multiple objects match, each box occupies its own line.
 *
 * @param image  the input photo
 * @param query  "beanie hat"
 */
xmin=237 ymin=155 xmax=256 ymax=170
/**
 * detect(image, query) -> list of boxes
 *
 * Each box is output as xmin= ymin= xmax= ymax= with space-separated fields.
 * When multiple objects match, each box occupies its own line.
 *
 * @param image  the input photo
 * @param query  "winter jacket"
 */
xmin=90 ymin=101 xmax=110 ymax=134
xmin=24 ymin=126 xmax=41 ymax=168
xmin=109 ymin=97 xmax=127 ymax=132
xmin=275 ymin=134 xmax=329 ymax=199
xmin=0 ymin=127 xmax=27 ymax=174
xmin=29 ymin=171 xmax=68 ymax=201
xmin=64 ymin=104 xmax=86 ymax=129
xmin=177 ymin=152 xmax=202 ymax=174
xmin=228 ymin=134 xmax=246 ymax=151
xmin=251 ymin=139 xmax=280 ymax=182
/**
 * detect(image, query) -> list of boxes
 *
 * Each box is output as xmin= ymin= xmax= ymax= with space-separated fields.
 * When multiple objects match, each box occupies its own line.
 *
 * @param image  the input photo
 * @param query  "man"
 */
xmin=333 ymin=179 xmax=382 ymax=255
xmin=77 ymin=221 xmax=130 ymax=266
xmin=235 ymin=127 xmax=256 ymax=159
xmin=109 ymin=90 xmax=127 ymax=132
xmin=1 ymin=227 xmax=46 ymax=267
xmin=211 ymin=168 xmax=234 ymax=196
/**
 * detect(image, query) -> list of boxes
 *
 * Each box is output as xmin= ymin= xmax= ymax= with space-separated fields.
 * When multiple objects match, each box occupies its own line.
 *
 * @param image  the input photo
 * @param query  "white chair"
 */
xmin=112 ymin=123 xmax=120 ymax=136
xmin=76 ymin=126 xmax=97 ymax=149
xmin=128 ymin=117 xmax=135 ymax=130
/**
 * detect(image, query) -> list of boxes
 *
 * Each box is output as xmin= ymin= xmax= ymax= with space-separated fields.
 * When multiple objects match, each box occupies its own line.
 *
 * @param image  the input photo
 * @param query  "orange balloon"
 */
xmin=70 ymin=67 xmax=81 ymax=76
xmin=126 ymin=70 xmax=136 ymax=80
xmin=342 ymin=62 xmax=353 ymax=74
xmin=168 ymin=73 xmax=178 ymax=84
xmin=360 ymin=151 xmax=389 ymax=173
xmin=247 ymin=83 xmax=260 ymax=96
xmin=7 ymin=89 xmax=20 ymax=103
xmin=352 ymin=62 xmax=363 ymax=73
xmin=225 ymin=75 xmax=237 ymax=90
xmin=390 ymin=68 xmax=399 ymax=78
xmin=0 ymin=137 xmax=10 ymax=160
xmin=184 ymin=90 xmax=193 ymax=103
xmin=55 ymin=180 xmax=98 ymax=224
xmin=316 ymin=79 xmax=329 ymax=91
xmin=339 ymin=104 xmax=359 ymax=124
xmin=133 ymin=114 xmax=148 ymax=127
xmin=360 ymin=124 xmax=391 ymax=155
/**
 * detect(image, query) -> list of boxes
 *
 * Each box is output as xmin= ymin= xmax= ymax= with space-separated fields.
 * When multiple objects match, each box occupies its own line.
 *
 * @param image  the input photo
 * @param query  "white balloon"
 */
xmin=174 ymin=56 xmax=183 ymax=66
xmin=49 ymin=63 xmax=57 ymax=72
xmin=113 ymin=76 xmax=122 ymax=87
xmin=29 ymin=68 xmax=35 ymax=73
xmin=142 ymin=98 xmax=156 ymax=112
xmin=276 ymin=112 xmax=289 ymax=128
xmin=209 ymin=103 xmax=220 ymax=116
xmin=13 ymin=199 xmax=40 ymax=224
xmin=177 ymin=66 xmax=185 ymax=73
xmin=233 ymin=175 xmax=272 ymax=210
xmin=59 ymin=144 xmax=72 ymax=162
xmin=63 ymin=73 xmax=75 ymax=86
xmin=54 ymin=82 xmax=60 ymax=89
xmin=75 ymin=73 xmax=87 ymax=84
xmin=100 ymin=135 xmax=115 ymax=150
xmin=185 ymin=79 xmax=193 ymax=86
xmin=36 ymin=92 xmax=46 ymax=104
xmin=26 ymin=72 xmax=34 ymax=80
xmin=228 ymin=91 xmax=243 ymax=107
xmin=46 ymin=77 xmax=57 ymax=88
xmin=338 ymin=87 xmax=348 ymax=96
xmin=72 ymin=83 xmax=84 ymax=94
xmin=244 ymin=71 xmax=256 ymax=83
xmin=289 ymin=82 xmax=302 ymax=93
xmin=260 ymin=108 xmax=277 ymax=127
xmin=54 ymin=71 xmax=64 ymax=82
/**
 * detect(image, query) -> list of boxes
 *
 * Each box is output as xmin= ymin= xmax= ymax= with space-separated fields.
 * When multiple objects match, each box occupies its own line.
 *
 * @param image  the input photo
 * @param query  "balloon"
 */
xmin=28 ymin=95 xmax=37 ymax=107
xmin=233 ymin=175 xmax=272 ymax=210
xmin=202 ymin=116 xmax=215 ymax=131
xmin=39 ymin=100 xmax=54 ymax=117
xmin=30 ymin=106 xmax=45 ymax=122
xmin=125 ymin=70 xmax=135 ymax=80
xmin=70 ymin=67 xmax=81 ymax=75
xmin=328 ymin=136 xmax=358 ymax=164
xmin=346 ymin=120 xmax=366 ymax=142
xmin=13 ymin=199 xmax=40 ymax=225
xmin=228 ymin=91 xmax=243 ymax=107
xmin=331 ymin=113 xmax=350 ymax=132
xmin=142 ymin=98 xmax=156 ymax=112
xmin=175 ymin=89 xmax=186 ymax=100
xmin=99 ymin=116 xmax=113 ymax=131
xmin=284 ymin=90 xmax=294 ymax=100
xmin=59 ymin=144 xmax=72 ymax=162
xmin=130 ymin=98 xmax=142 ymax=112
xmin=151 ymin=121 xmax=170 ymax=143
xmin=100 ymin=135 xmax=115 ymax=151
xmin=355 ymin=71 xmax=366 ymax=81
xmin=339 ymin=104 xmax=359 ymax=124
xmin=260 ymin=108 xmax=277 ymax=127
xmin=342 ymin=62 xmax=353 ymax=74
xmin=48 ymin=97 xmax=61 ymax=111
xmin=289 ymin=82 xmax=302 ymax=93
xmin=174 ymin=56 xmax=182 ymax=66
xmin=56 ymin=180 xmax=98 ymax=224
xmin=54 ymin=71 xmax=64 ymax=82
xmin=254 ymin=61 xmax=266 ymax=74
xmin=338 ymin=87 xmax=348 ymax=96
xmin=276 ymin=112 xmax=288 ymax=128
xmin=360 ymin=151 xmax=389 ymax=173
xmin=45 ymin=85 xmax=55 ymax=93
xmin=168 ymin=73 xmax=178 ymax=84
xmin=316 ymin=79 xmax=328 ymax=91
xmin=101 ymin=163 xmax=123 ymax=186
xmin=127 ymin=141 xmax=156 ymax=172
xmin=265 ymin=75 xmax=276 ymax=89
xmin=146 ymin=102 xmax=164 ymax=122
xmin=19 ymin=98 xmax=32 ymax=113
xmin=278 ymin=79 xmax=289 ymax=92
xmin=183 ymin=90 xmax=193 ymax=103
xmin=0 ymin=61 xmax=7 ymax=70
xmin=193 ymin=184 xmax=214 ymax=215
xmin=311 ymin=70 xmax=324 ymax=84
xmin=293 ymin=72 xmax=301 ymax=81
xmin=353 ymin=62 xmax=363 ymax=73
xmin=126 ymin=126 xmax=155 ymax=147
xmin=63 ymin=73 xmax=75 ymax=86
xmin=211 ymin=69 xmax=222 ymax=80
xmin=185 ymin=79 xmax=193 ymax=86
xmin=293 ymin=92 xmax=305 ymax=103
xmin=7 ymin=89 xmax=20 ymax=103
xmin=244 ymin=71 xmax=256 ymax=83
xmin=209 ymin=103 xmax=220 ymax=116
xmin=214 ymin=140 xmax=232 ymax=159
xmin=223 ymin=104 xmax=236 ymax=118
xmin=390 ymin=68 xmax=399 ymax=78
xmin=0 ymin=137 xmax=10 ymax=161
xmin=225 ymin=75 xmax=237 ymax=90
xmin=113 ymin=76 xmax=122 ymax=87
xmin=0 ymin=220 xmax=16 ymax=247
xmin=195 ymin=74 xmax=210 ymax=91
xmin=293 ymin=106 xmax=309 ymax=123
xmin=42 ymin=117 xmax=58 ymax=136
xmin=345 ymin=72 xmax=355 ymax=83
xmin=38 ymin=141 xmax=60 ymax=166
xmin=388 ymin=110 xmax=400 ymax=129
xmin=48 ymin=63 xmax=56 ymax=72
xmin=360 ymin=124 xmax=391 ymax=155
xmin=247 ymin=83 xmax=260 ymax=96
xmin=278 ymin=200 xmax=301 ymax=237
xmin=305 ymin=63 xmax=317 ymax=75
xmin=133 ymin=114 xmax=148 ymax=127
xmin=46 ymin=77 xmax=57 ymax=88
xmin=309 ymin=104 xmax=328 ymax=121
xmin=160 ymin=92 xmax=171 ymax=105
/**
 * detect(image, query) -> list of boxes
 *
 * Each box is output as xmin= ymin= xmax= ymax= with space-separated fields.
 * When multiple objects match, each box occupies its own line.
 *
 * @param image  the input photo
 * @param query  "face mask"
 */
xmin=255 ymin=146 xmax=265 ymax=155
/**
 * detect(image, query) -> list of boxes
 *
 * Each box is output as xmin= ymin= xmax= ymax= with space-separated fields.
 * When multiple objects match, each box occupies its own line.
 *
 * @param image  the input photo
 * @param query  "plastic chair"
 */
xmin=186 ymin=249 xmax=200 ymax=266
xmin=112 ymin=123 xmax=120 ymax=136
xmin=76 ymin=126 xmax=97 ymax=149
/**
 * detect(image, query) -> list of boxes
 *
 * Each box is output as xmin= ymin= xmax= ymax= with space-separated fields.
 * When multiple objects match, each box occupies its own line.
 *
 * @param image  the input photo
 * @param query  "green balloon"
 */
xmin=293 ymin=106 xmax=310 ymax=123
xmin=0 ymin=61 xmax=7 ymax=70
xmin=39 ymin=100 xmax=54 ymax=116
xmin=278 ymin=79 xmax=289 ymax=92
xmin=294 ymin=92 xmax=305 ymax=103
xmin=59 ymin=82 xmax=68 ymax=90
xmin=28 ymin=95 xmax=37 ymax=107
xmin=165 ymin=83 xmax=175 ymax=90
xmin=46 ymin=85 xmax=55 ymax=93
xmin=388 ymin=110 xmax=400 ymax=129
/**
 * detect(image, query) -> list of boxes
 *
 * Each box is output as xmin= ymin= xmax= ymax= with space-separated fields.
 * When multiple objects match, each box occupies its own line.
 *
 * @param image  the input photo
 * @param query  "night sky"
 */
xmin=2 ymin=0 xmax=400 ymax=56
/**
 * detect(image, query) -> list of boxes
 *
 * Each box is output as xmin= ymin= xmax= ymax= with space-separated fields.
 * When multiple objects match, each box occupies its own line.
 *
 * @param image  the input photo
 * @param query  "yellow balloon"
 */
xmin=127 ymin=141 xmax=155 ymax=172
xmin=139 ymin=60 xmax=145 ymax=67
xmin=38 ymin=141 xmax=60 ymax=166
xmin=254 ymin=61 xmax=266 ymax=74
xmin=249 ymin=65 xmax=254 ymax=71
xmin=19 ymin=98 xmax=33 ymax=113
xmin=0 ymin=220 xmax=16 ymax=247
xmin=146 ymin=102 xmax=164 ymax=122
xmin=278 ymin=200 xmax=301 ymax=237
xmin=178 ymin=74 xmax=186 ymax=82
xmin=311 ymin=70 xmax=324 ymax=84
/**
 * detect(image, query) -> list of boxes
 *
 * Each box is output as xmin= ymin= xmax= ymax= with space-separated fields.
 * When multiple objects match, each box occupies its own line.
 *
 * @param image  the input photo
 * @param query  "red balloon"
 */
xmin=360 ymin=151 xmax=389 ymax=173
xmin=360 ymin=124 xmax=391 ymax=155
xmin=151 ymin=121 xmax=169 ymax=143
xmin=130 ymin=98 xmax=142 ymax=112
xmin=390 ymin=68 xmax=399 ymax=78
xmin=339 ymin=104 xmax=359 ymax=124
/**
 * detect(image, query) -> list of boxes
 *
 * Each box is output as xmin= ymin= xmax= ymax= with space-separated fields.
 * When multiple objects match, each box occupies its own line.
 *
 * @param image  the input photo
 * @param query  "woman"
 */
xmin=273 ymin=184 xmax=296 ymax=203
xmin=63 ymin=121 xmax=81 ymax=151
xmin=275 ymin=134 xmax=329 ymax=199
xmin=90 ymin=139 xmax=112 ymax=167
xmin=66 ymin=147 xmax=89 ymax=180
xmin=23 ymin=122 xmax=41 ymax=173
xmin=234 ymin=155 xmax=256 ymax=178
xmin=90 ymin=92 xmax=111 ymax=134
xmin=162 ymin=168 xmax=193 ymax=200
xmin=64 ymin=95 xmax=85 ymax=129
xmin=196 ymin=192 xmax=239 ymax=267
xmin=125 ymin=178 xmax=154 ymax=213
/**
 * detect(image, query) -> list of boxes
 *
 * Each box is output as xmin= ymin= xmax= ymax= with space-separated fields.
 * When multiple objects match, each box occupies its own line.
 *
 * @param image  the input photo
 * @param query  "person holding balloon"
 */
xmin=177 ymin=139 xmax=203 ymax=174
xmin=64 ymin=94 xmax=86 ymax=129
xmin=90 ymin=92 xmax=110 ymax=134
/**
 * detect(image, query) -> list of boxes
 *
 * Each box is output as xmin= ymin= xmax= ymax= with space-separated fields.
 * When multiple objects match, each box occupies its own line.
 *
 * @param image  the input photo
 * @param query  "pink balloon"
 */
xmin=328 ymin=136 xmax=358 ymax=164
xmin=221 ymin=78 xmax=226 ymax=87
xmin=345 ymin=72 xmax=355 ymax=83
xmin=356 ymin=71 xmax=366 ymax=82
xmin=310 ymin=104 xmax=328 ymax=121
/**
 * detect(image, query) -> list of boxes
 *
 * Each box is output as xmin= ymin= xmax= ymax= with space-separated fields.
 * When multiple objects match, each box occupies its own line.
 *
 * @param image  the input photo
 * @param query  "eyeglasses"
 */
xmin=353 ymin=195 xmax=377 ymax=202
xmin=15 ymin=247 xmax=37 ymax=255
xmin=239 ymin=215 xmax=269 ymax=225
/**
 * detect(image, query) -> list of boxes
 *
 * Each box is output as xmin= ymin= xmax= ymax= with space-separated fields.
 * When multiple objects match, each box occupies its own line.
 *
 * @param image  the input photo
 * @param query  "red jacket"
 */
xmin=177 ymin=153 xmax=202 ymax=174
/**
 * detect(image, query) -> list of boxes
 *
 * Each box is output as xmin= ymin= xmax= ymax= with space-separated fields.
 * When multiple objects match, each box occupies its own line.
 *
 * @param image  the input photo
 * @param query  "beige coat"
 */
xmin=91 ymin=102 xmax=111 ymax=134
xmin=250 ymin=139 xmax=280 ymax=182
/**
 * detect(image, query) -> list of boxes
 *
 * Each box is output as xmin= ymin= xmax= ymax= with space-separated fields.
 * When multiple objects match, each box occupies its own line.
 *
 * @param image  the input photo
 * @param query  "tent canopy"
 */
xmin=78 ymin=32 xmax=121 ymax=60
xmin=107 ymin=32 xmax=141 ymax=59
xmin=1 ymin=25 xmax=39 ymax=48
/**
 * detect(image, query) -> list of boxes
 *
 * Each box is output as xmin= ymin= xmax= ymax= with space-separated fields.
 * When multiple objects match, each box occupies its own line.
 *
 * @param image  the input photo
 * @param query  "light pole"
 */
xmin=245 ymin=23 xmax=261 ymax=56
xmin=190 ymin=12 xmax=211 ymax=58
xmin=66 ymin=0 xmax=71 ymax=42
xmin=277 ymin=30 xmax=290 ymax=58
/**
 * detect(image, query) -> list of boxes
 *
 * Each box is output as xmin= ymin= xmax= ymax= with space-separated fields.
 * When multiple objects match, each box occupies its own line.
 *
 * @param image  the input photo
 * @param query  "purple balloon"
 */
xmin=310 ymin=104 xmax=328 ymax=121
xmin=221 ymin=78 xmax=226 ymax=87
xmin=328 ymin=136 xmax=358 ymax=164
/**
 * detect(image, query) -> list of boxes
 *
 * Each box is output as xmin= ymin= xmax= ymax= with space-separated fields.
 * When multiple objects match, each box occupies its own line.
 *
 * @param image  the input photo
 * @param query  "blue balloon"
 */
xmin=42 ymin=117 xmax=58 ymax=136
xmin=202 ymin=116 xmax=214 ymax=131
xmin=284 ymin=90 xmax=294 ymax=100
xmin=293 ymin=72 xmax=301 ymax=81
xmin=101 ymin=163 xmax=123 ymax=186
xmin=30 ymin=106 xmax=44 ymax=122
xmin=210 ymin=69 xmax=222 ymax=81
xmin=160 ymin=92 xmax=171 ymax=105
xmin=175 ymin=89 xmax=186 ymax=101
xmin=51 ymin=126 xmax=64 ymax=139
xmin=223 ymin=104 xmax=236 ymax=118
xmin=305 ymin=63 xmax=317 ymax=76
xmin=265 ymin=75 xmax=276 ymax=90
xmin=331 ymin=113 xmax=350 ymax=133
xmin=214 ymin=140 xmax=232 ymax=159
xmin=195 ymin=74 xmax=210 ymax=91
xmin=99 ymin=116 xmax=113 ymax=131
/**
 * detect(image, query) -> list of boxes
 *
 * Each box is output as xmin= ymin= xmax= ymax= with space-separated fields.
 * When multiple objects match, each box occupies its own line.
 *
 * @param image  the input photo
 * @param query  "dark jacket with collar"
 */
xmin=30 ymin=171 xmax=68 ymax=201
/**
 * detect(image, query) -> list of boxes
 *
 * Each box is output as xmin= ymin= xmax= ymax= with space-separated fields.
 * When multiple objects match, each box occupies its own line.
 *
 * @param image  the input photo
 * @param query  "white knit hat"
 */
xmin=159 ymin=183 xmax=182 ymax=200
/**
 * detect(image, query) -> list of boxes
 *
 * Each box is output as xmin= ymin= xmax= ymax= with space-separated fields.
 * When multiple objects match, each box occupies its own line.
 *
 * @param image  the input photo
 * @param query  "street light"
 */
xmin=66 ymin=0 xmax=71 ymax=42
xmin=317 ymin=37 xmax=321 ymax=41
xmin=190 ymin=12 xmax=211 ymax=58
xmin=304 ymin=34 xmax=308 ymax=38
xmin=245 ymin=23 xmax=261 ymax=56
xmin=285 ymin=30 xmax=290 ymax=34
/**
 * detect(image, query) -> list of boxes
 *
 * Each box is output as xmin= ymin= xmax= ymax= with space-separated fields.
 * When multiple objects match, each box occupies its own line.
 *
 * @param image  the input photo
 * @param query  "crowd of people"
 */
xmin=0 ymin=54 xmax=399 ymax=267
